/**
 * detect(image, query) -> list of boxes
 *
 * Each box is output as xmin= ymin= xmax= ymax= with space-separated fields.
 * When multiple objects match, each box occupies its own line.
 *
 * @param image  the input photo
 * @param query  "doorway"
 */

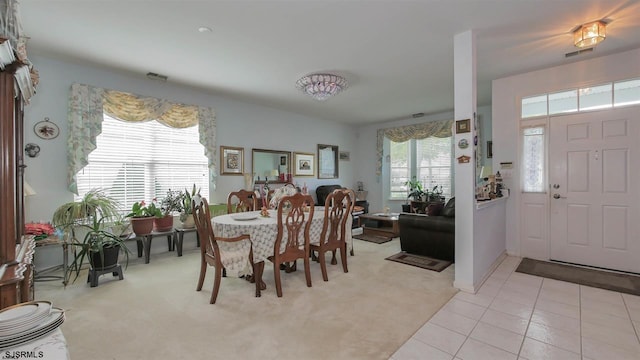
xmin=548 ymin=107 xmax=640 ymax=273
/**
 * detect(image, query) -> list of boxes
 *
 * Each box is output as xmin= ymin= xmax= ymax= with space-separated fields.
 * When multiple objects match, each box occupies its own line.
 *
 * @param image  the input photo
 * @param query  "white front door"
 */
xmin=549 ymin=108 xmax=640 ymax=273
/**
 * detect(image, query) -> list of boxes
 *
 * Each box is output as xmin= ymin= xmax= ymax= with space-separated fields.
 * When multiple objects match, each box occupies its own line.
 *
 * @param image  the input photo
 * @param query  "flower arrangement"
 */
xmin=269 ymin=185 xmax=298 ymax=209
xmin=126 ymin=200 xmax=162 ymax=218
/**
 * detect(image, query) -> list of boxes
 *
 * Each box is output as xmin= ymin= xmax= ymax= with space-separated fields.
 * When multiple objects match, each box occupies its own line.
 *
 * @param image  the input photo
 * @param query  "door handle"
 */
xmin=552 ymin=193 xmax=566 ymax=199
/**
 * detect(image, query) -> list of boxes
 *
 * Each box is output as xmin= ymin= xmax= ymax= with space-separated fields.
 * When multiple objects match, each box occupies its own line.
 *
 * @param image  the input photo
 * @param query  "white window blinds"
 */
xmin=75 ymin=114 xmax=210 ymax=212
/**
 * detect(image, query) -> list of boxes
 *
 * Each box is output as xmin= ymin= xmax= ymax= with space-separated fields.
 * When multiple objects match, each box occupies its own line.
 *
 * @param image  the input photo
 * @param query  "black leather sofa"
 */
xmin=398 ymin=197 xmax=455 ymax=261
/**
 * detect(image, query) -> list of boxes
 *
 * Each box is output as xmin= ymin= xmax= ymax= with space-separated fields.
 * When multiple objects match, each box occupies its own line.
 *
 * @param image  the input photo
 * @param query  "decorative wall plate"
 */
xmin=458 ymin=138 xmax=469 ymax=149
xmin=34 ymin=118 xmax=59 ymax=140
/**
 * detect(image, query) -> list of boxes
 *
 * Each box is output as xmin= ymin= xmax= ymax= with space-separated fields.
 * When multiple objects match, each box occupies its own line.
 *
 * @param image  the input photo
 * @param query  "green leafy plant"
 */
xmin=51 ymin=188 xmax=130 ymax=284
xmin=126 ymin=200 xmax=161 ymax=218
xmin=426 ymin=185 xmax=444 ymax=202
xmin=179 ymin=184 xmax=201 ymax=222
xmin=65 ymin=216 xmax=131 ymax=284
xmin=404 ymin=177 xmax=424 ymax=201
xmin=160 ymin=189 xmax=184 ymax=215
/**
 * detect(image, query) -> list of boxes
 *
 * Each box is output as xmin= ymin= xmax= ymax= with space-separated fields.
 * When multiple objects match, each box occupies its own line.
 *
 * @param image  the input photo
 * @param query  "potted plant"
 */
xmin=179 ymin=184 xmax=200 ymax=229
xmin=155 ymin=189 xmax=183 ymax=231
xmin=66 ymin=215 xmax=131 ymax=284
xmin=51 ymin=188 xmax=130 ymax=284
xmin=126 ymin=200 xmax=159 ymax=235
xmin=405 ymin=177 xmax=424 ymax=202
xmin=426 ymin=185 xmax=444 ymax=203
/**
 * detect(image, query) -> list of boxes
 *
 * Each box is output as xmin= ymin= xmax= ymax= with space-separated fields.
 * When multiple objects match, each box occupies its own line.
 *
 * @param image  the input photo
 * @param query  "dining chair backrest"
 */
xmin=193 ymin=197 xmax=221 ymax=263
xmin=320 ymin=189 xmax=353 ymax=247
xmin=193 ymin=196 xmax=254 ymax=304
xmin=227 ymin=189 xmax=257 ymax=213
xmin=274 ymin=192 xmax=315 ymax=256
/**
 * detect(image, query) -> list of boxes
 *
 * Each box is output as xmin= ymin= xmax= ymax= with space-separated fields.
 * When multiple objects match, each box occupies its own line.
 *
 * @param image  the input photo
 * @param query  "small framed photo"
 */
xmin=487 ymin=141 xmax=493 ymax=158
xmin=220 ymin=146 xmax=244 ymax=175
xmin=456 ymin=119 xmax=471 ymax=134
xmin=293 ymin=152 xmax=315 ymax=177
xmin=339 ymin=151 xmax=350 ymax=161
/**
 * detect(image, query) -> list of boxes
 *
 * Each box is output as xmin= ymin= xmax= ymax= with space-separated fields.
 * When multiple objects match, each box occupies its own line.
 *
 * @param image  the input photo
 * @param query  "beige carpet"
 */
xmin=35 ymin=238 xmax=457 ymax=360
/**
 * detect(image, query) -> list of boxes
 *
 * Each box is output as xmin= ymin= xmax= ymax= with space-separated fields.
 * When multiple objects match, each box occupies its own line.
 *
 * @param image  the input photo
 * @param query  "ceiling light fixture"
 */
xmin=573 ymin=20 xmax=606 ymax=48
xmin=198 ymin=26 xmax=212 ymax=33
xmin=295 ymin=73 xmax=348 ymax=101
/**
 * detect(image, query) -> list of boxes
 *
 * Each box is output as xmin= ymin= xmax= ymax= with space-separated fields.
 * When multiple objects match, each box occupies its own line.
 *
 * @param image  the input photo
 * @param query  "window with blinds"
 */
xmin=417 ymin=137 xmax=453 ymax=198
xmin=389 ymin=137 xmax=452 ymax=200
xmin=75 ymin=114 xmax=210 ymax=212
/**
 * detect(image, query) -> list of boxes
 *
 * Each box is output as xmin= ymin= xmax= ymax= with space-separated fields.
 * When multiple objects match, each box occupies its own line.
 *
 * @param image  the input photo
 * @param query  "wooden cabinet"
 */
xmin=0 ymin=65 xmax=33 ymax=309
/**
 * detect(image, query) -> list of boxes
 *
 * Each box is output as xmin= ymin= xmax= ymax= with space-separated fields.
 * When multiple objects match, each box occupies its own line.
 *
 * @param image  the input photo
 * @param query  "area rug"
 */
xmin=516 ymin=258 xmax=640 ymax=296
xmin=385 ymin=252 xmax=452 ymax=272
xmin=353 ymin=234 xmax=392 ymax=244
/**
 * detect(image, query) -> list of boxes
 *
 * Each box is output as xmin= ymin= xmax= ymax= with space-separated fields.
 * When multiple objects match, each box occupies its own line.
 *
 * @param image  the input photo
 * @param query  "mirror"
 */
xmin=317 ymin=144 xmax=339 ymax=179
xmin=252 ymin=148 xmax=292 ymax=183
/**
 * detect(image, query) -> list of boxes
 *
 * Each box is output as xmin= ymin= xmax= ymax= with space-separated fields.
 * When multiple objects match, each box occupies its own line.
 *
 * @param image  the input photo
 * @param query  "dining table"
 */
xmin=211 ymin=207 xmax=352 ymax=294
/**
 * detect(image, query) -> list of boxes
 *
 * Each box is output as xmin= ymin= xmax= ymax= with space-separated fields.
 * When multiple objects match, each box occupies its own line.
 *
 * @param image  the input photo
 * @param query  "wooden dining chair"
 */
xmin=310 ymin=189 xmax=353 ymax=281
xmin=226 ymin=189 xmax=257 ymax=213
xmin=193 ymin=197 xmax=255 ymax=304
xmin=267 ymin=192 xmax=315 ymax=297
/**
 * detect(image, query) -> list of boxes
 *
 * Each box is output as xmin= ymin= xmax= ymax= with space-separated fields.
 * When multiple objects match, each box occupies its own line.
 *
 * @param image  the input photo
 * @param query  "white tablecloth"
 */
xmin=211 ymin=207 xmax=351 ymax=275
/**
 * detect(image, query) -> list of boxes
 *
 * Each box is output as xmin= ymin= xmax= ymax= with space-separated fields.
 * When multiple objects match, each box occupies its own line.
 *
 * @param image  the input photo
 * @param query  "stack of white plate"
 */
xmin=0 ymin=301 xmax=65 ymax=349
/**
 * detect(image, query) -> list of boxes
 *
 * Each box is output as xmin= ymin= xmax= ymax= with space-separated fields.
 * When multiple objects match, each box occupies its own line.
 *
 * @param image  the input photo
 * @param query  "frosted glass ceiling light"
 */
xmin=573 ymin=21 xmax=606 ymax=48
xmin=296 ymin=73 xmax=348 ymax=101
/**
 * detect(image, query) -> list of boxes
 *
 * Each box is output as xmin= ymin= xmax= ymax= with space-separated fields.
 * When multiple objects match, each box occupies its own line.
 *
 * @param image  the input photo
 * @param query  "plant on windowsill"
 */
xmin=404 ymin=177 xmax=424 ymax=202
xmin=426 ymin=185 xmax=444 ymax=203
xmin=154 ymin=190 xmax=184 ymax=232
xmin=126 ymin=200 xmax=161 ymax=235
xmin=179 ymin=184 xmax=201 ymax=229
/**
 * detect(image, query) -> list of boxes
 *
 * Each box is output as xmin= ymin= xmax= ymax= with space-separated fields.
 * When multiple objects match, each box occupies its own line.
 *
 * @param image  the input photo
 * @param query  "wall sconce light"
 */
xmin=573 ymin=20 xmax=607 ymax=48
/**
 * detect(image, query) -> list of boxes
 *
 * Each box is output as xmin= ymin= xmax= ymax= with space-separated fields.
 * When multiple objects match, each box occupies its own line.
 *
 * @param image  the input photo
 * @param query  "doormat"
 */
xmin=516 ymin=258 xmax=640 ymax=296
xmin=385 ymin=252 xmax=452 ymax=272
xmin=353 ymin=234 xmax=392 ymax=244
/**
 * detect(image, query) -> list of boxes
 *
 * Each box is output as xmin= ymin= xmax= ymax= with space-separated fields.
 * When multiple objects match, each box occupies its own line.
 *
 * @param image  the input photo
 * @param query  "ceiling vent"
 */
xmin=565 ymin=47 xmax=594 ymax=58
xmin=412 ymin=112 xmax=425 ymax=118
xmin=146 ymin=72 xmax=168 ymax=82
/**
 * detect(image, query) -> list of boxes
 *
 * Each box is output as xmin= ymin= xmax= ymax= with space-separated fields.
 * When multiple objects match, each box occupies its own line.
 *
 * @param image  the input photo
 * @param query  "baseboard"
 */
xmin=454 ymin=250 xmax=507 ymax=294
xmin=453 ymin=280 xmax=475 ymax=293
xmin=474 ymin=251 xmax=507 ymax=292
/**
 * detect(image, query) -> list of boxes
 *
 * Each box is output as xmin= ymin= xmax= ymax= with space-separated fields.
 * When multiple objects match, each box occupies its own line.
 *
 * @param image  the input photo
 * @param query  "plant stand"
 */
xmin=87 ymin=264 xmax=123 ymax=287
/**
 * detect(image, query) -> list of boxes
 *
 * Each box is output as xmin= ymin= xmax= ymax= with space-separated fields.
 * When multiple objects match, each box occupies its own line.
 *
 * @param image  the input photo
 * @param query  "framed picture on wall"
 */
xmin=487 ymin=141 xmax=493 ymax=158
xmin=293 ymin=152 xmax=315 ymax=177
xmin=318 ymin=144 xmax=339 ymax=179
xmin=456 ymin=119 xmax=471 ymax=134
xmin=220 ymin=146 xmax=244 ymax=175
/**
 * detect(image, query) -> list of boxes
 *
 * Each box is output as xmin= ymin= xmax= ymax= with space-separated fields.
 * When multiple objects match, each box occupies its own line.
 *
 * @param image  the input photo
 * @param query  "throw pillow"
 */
xmin=441 ymin=197 xmax=455 ymax=217
xmin=427 ymin=203 xmax=444 ymax=216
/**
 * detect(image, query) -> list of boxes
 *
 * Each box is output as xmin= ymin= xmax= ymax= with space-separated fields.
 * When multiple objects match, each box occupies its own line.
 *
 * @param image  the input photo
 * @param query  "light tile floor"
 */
xmin=391 ymin=256 xmax=640 ymax=360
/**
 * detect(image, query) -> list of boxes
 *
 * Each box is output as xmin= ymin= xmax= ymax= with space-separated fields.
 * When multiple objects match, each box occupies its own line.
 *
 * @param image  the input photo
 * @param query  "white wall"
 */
xmin=492 ymin=47 xmax=640 ymax=259
xmin=25 ymin=55 xmax=357 ymax=268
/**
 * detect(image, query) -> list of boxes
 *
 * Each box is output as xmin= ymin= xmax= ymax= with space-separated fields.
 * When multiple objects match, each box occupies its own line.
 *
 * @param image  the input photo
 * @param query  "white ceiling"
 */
xmin=19 ymin=0 xmax=640 ymax=124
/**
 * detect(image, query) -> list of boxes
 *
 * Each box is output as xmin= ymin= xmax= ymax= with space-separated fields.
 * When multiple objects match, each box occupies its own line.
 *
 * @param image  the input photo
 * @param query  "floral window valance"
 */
xmin=67 ymin=83 xmax=217 ymax=194
xmin=376 ymin=119 xmax=453 ymax=176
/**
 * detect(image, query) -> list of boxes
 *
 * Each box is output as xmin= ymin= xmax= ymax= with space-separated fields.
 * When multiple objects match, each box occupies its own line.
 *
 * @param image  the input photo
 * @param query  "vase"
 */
xmin=244 ymin=173 xmax=254 ymax=191
xmin=153 ymin=215 xmax=174 ymax=232
xmin=180 ymin=214 xmax=195 ymax=229
xmin=130 ymin=217 xmax=154 ymax=235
